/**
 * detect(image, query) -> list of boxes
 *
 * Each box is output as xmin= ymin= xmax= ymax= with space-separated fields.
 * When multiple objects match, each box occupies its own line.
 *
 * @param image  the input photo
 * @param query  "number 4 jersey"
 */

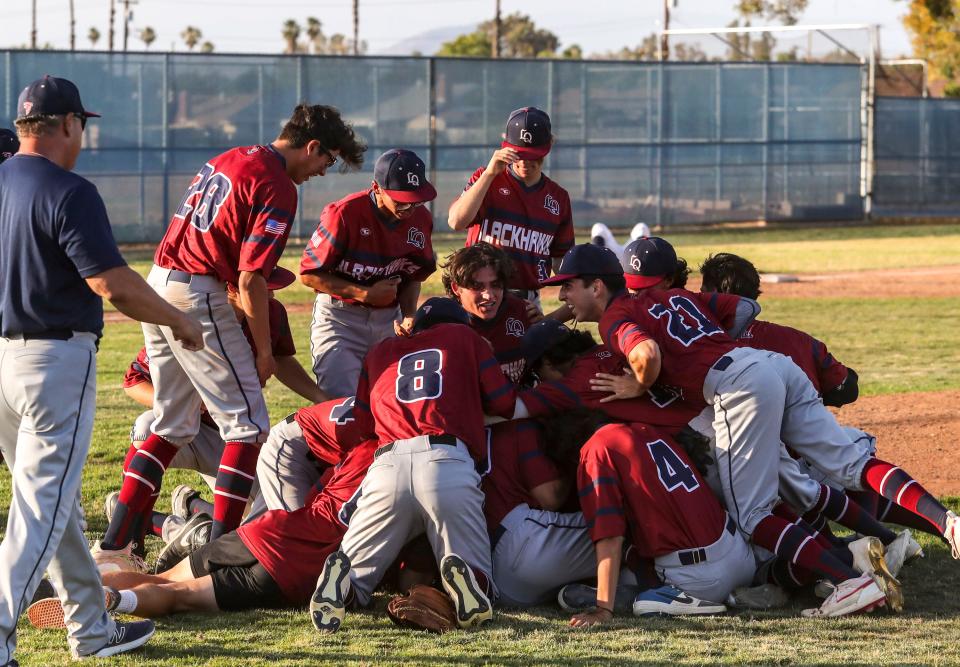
xmin=578 ymin=422 xmax=727 ymax=559
xmin=354 ymin=322 xmax=518 ymax=462
xmin=154 ymin=145 xmax=297 ymax=286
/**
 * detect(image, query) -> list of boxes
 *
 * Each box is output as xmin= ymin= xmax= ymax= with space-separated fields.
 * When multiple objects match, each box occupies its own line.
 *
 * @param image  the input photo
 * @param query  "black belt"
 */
xmin=677 ymin=516 xmax=736 ymax=566
xmin=712 ymin=355 xmax=734 ymax=372
xmin=20 ymin=329 xmax=74 ymax=341
xmin=166 ymin=269 xmax=194 ymax=283
xmin=374 ymin=434 xmax=458 ymax=459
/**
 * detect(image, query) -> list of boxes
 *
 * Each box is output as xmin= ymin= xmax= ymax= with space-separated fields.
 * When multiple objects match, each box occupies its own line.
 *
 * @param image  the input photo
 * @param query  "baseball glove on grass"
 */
xmin=386 ymin=584 xmax=458 ymax=633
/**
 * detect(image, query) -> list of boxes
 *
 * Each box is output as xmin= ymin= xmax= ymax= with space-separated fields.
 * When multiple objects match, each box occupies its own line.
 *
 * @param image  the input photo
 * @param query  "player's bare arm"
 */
xmin=238 ymin=270 xmax=275 ymax=386
xmin=274 ymin=355 xmax=328 ymax=404
xmin=123 ymin=380 xmax=155 ymax=409
xmin=570 ymin=535 xmax=622 ymax=628
xmin=447 ymin=148 xmax=520 ymax=231
xmin=301 ymin=270 xmax=400 ymax=308
xmin=394 ymin=280 xmax=421 ymax=336
xmin=625 ymin=339 xmax=661 ymax=395
xmin=528 ymin=479 xmax=567 ymax=512
xmin=86 ymin=266 xmax=204 ymax=351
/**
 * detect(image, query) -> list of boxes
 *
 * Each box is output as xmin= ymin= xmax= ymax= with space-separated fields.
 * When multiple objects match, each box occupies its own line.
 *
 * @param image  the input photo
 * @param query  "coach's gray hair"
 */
xmin=14 ymin=113 xmax=66 ymax=138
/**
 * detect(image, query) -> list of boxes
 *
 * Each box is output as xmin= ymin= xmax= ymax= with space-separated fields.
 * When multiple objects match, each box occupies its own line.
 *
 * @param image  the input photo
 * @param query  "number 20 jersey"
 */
xmin=154 ymin=145 xmax=297 ymax=286
xmin=354 ymin=322 xmax=517 ymax=461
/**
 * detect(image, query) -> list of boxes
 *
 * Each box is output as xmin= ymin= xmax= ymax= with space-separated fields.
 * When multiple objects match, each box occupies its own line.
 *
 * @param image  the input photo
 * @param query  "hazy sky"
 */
xmin=1 ymin=0 xmax=915 ymax=58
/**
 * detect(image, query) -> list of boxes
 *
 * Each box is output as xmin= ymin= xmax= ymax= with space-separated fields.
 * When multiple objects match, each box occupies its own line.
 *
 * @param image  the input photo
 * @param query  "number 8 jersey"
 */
xmin=354 ymin=322 xmax=518 ymax=462
xmin=154 ymin=145 xmax=297 ymax=286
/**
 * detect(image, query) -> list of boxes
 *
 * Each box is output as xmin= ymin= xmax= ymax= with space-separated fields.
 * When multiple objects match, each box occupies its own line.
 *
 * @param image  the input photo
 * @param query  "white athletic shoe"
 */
xmin=310 ymin=550 xmax=352 ymax=634
xmin=160 ymin=515 xmax=187 ymax=544
xmin=103 ymin=491 xmax=120 ymax=522
xmin=945 ymin=511 xmax=960 ymax=560
xmin=440 ymin=553 xmax=493 ymax=629
xmin=725 ymin=583 xmax=790 ymax=610
xmin=847 ymin=536 xmax=903 ymax=613
xmin=171 ymin=484 xmax=202 ymax=521
xmin=885 ymin=530 xmax=924 ymax=577
xmin=632 ymin=585 xmax=726 ymax=617
xmin=629 ymin=222 xmax=652 ymax=240
xmin=801 ymin=573 xmax=886 ymax=618
xmin=91 ymin=542 xmax=147 ymax=575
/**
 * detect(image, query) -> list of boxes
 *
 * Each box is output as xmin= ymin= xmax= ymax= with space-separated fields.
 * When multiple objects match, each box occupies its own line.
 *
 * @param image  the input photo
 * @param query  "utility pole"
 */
xmin=353 ymin=0 xmax=359 ymax=55
xmin=69 ymin=0 xmax=76 ymax=50
xmin=31 ymin=0 xmax=37 ymax=49
xmin=122 ymin=0 xmax=138 ymax=51
xmin=108 ymin=0 xmax=116 ymax=51
xmin=492 ymin=0 xmax=501 ymax=58
xmin=659 ymin=0 xmax=670 ymax=61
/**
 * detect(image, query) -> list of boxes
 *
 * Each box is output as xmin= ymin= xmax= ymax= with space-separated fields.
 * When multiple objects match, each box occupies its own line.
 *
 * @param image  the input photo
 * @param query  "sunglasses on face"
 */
xmin=394 ymin=201 xmax=424 ymax=212
xmin=318 ymin=144 xmax=337 ymax=168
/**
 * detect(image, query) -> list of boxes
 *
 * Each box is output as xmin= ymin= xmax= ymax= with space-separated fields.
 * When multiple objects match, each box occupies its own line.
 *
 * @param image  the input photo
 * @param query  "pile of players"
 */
xmin=12 ymin=90 xmax=960 ymax=658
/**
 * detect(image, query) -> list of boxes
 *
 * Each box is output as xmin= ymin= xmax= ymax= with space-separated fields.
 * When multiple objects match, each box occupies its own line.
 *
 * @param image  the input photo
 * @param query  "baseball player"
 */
xmin=111 ymin=266 xmax=323 ymax=559
xmin=0 ymin=129 xmax=18 ymax=164
xmin=301 ymin=148 xmax=437 ymax=397
xmin=442 ymin=242 xmax=541 ymax=382
xmin=0 ymin=75 xmax=204 ymax=661
xmin=545 ymin=243 xmax=906 ymax=618
xmin=26 ymin=439 xmax=378 ymax=627
xmin=447 ymin=107 xmax=574 ymax=308
xmin=309 ymin=298 xmax=517 ymax=633
xmin=589 ymin=222 xmax=652 ymax=258
xmin=482 ymin=420 xmax=596 ymax=607
xmin=95 ymin=103 xmax=365 ymax=571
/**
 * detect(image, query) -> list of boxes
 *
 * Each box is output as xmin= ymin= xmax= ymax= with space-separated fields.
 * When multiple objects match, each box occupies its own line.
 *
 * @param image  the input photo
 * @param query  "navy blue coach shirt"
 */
xmin=0 ymin=154 xmax=126 ymax=339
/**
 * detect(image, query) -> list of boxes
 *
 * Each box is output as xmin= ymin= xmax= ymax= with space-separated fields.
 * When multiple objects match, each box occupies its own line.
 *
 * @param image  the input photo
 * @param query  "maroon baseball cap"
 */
xmin=17 ymin=76 xmax=100 ymax=121
xmin=374 ymin=149 xmax=437 ymax=204
xmin=266 ymin=266 xmax=297 ymax=291
xmin=540 ymin=243 xmax=623 ymax=286
xmin=622 ymin=237 xmax=678 ymax=290
xmin=0 ymin=129 xmax=18 ymax=163
xmin=501 ymin=107 xmax=552 ymax=160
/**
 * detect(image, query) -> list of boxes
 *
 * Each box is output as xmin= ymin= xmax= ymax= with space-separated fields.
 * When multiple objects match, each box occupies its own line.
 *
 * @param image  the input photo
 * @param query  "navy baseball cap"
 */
xmin=412 ymin=297 xmax=471 ymax=333
xmin=374 ymin=149 xmax=437 ymax=204
xmin=0 ymin=129 xmax=18 ymax=163
xmin=502 ymin=106 xmax=552 ymax=160
xmin=540 ymin=243 xmax=623 ymax=286
xmin=520 ymin=319 xmax=572 ymax=365
xmin=622 ymin=237 xmax=678 ymax=290
xmin=17 ymin=75 xmax=101 ymax=121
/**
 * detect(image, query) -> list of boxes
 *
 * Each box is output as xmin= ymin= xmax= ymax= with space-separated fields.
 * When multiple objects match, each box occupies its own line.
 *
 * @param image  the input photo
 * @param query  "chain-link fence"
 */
xmin=2 ymin=51 xmax=870 ymax=241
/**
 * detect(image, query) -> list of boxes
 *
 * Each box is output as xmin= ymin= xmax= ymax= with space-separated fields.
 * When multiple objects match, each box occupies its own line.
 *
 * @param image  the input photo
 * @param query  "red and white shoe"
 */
xmin=801 ymin=573 xmax=886 ymax=618
xmin=945 ymin=511 xmax=960 ymax=560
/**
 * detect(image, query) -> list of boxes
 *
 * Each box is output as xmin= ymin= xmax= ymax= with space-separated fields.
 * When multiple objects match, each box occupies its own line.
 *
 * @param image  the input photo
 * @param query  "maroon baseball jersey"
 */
xmin=736 ymin=320 xmax=848 ymax=394
xmin=155 ymin=145 xmax=296 ymax=286
xmin=601 ymin=290 xmax=743 ymax=407
xmin=354 ymin=322 xmax=517 ymax=460
xmin=237 ymin=439 xmax=377 ymax=604
xmin=481 ymin=420 xmax=561 ymax=533
xmin=459 ymin=167 xmax=575 ymax=291
xmin=519 ymin=344 xmax=701 ymax=428
xmin=470 ymin=293 xmax=534 ymax=383
xmin=300 ymin=190 xmax=436 ymax=307
xmin=578 ymin=423 xmax=726 ymax=558
xmin=293 ymin=396 xmax=365 ymax=466
xmin=121 ymin=298 xmax=295 ymax=388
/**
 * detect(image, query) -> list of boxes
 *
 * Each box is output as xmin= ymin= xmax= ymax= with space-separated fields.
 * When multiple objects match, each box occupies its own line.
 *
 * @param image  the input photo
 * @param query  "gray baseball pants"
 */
xmin=245 ymin=416 xmax=318 ymax=523
xmin=0 ymin=334 xmax=116 ymax=660
xmin=339 ymin=435 xmax=494 ymax=606
xmin=309 ymin=293 xmax=398 ymax=397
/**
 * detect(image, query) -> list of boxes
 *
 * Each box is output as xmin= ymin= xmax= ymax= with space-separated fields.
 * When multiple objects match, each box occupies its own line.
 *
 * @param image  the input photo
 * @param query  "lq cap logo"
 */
xmin=543 ymin=193 xmax=560 ymax=216
xmin=519 ymin=128 xmax=534 ymax=144
xmin=505 ymin=317 xmax=525 ymax=338
xmin=407 ymin=227 xmax=426 ymax=249
xmin=630 ymin=255 xmax=642 ymax=271
xmin=407 ymin=171 xmax=420 ymax=187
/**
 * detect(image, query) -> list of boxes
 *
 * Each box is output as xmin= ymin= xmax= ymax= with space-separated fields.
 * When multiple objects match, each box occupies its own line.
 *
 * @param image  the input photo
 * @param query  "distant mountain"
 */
xmin=376 ymin=24 xmax=476 ymax=56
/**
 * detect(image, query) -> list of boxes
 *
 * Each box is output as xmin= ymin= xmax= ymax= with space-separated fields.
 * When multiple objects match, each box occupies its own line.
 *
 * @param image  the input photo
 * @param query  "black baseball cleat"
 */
xmin=310 ymin=550 xmax=352 ymax=634
xmin=154 ymin=512 xmax=212 ymax=573
xmin=83 ymin=619 xmax=155 ymax=658
xmin=439 ymin=553 xmax=493 ymax=628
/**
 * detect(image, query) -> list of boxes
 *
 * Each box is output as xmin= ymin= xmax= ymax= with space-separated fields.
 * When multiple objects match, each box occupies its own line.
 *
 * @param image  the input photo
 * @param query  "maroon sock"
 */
xmin=150 ymin=511 xmax=168 ymax=537
xmin=102 ymin=434 xmax=179 ymax=550
xmin=861 ymin=458 xmax=948 ymax=534
xmin=752 ymin=514 xmax=859 ymax=585
xmin=211 ymin=442 xmax=260 ymax=539
xmin=805 ymin=484 xmax=898 ymax=545
xmin=773 ymin=502 xmax=835 ymax=550
xmin=469 ymin=566 xmax=492 ymax=598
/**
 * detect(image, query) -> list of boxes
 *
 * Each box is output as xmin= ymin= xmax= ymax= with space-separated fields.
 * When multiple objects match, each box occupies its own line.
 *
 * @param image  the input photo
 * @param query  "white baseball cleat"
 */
xmin=801 ymin=573 xmax=886 ymax=618
xmin=945 ymin=511 xmax=960 ymax=560
xmin=885 ymin=529 xmax=924 ymax=578
xmin=90 ymin=542 xmax=147 ymax=575
xmin=440 ymin=553 xmax=493 ymax=629
xmin=310 ymin=550 xmax=352 ymax=634
xmin=847 ymin=536 xmax=902 ymax=613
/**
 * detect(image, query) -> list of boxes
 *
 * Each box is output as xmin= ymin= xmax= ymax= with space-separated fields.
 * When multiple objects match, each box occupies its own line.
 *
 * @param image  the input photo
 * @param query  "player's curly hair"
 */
xmin=699 ymin=252 xmax=762 ymax=300
xmin=666 ymin=257 xmax=692 ymax=289
xmin=278 ymin=103 xmax=367 ymax=171
xmin=440 ymin=242 xmax=514 ymax=296
xmin=521 ymin=329 xmax=597 ymax=386
xmin=538 ymin=409 xmax=613 ymax=479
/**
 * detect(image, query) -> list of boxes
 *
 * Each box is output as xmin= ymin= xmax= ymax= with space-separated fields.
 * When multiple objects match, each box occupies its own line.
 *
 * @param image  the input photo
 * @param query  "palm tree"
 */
xmin=281 ymin=19 xmax=300 ymax=54
xmin=305 ymin=16 xmax=323 ymax=54
xmin=181 ymin=26 xmax=201 ymax=51
xmin=201 ymin=41 xmax=214 ymax=53
xmin=140 ymin=26 xmax=156 ymax=49
xmin=88 ymin=26 xmax=100 ymax=48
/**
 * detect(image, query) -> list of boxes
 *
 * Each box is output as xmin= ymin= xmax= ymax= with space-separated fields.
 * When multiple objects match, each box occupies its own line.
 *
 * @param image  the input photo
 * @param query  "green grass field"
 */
xmin=4 ymin=223 xmax=960 ymax=665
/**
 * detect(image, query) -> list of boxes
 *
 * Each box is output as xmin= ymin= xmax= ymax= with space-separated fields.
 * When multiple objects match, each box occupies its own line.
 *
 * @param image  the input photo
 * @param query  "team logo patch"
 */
xmin=407 ymin=172 xmax=420 ymax=187
xmin=360 ymin=227 xmax=371 ymax=236
xmin=245 ymin=146 xmax=261 ymax=155
xmin=596 ymin=350 xmax=613 ymax=359
xmin=519 ymin=128 xmax=534 ymax=144
xmin=499 ymin=187 xmax=511 ymax=196
xmin=505 ymin=317 xmax=525 ymax=338
xmin=630 ymin=255 xmax=642 ymax=271
xmin=407 ymin=227 xmax=425 ymax=249
xmin=264 ymin=218 xmax=287 ymax=235
xmin=22 ymin=101 xmax=32 ymax=115
xmin=543 ymin=193 xmax=560 ymax=216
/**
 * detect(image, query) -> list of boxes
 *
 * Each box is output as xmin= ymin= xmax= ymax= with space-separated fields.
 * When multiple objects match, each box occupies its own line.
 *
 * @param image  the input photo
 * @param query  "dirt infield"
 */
xmin=755 ymin=265 xmax=960 ymax=299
